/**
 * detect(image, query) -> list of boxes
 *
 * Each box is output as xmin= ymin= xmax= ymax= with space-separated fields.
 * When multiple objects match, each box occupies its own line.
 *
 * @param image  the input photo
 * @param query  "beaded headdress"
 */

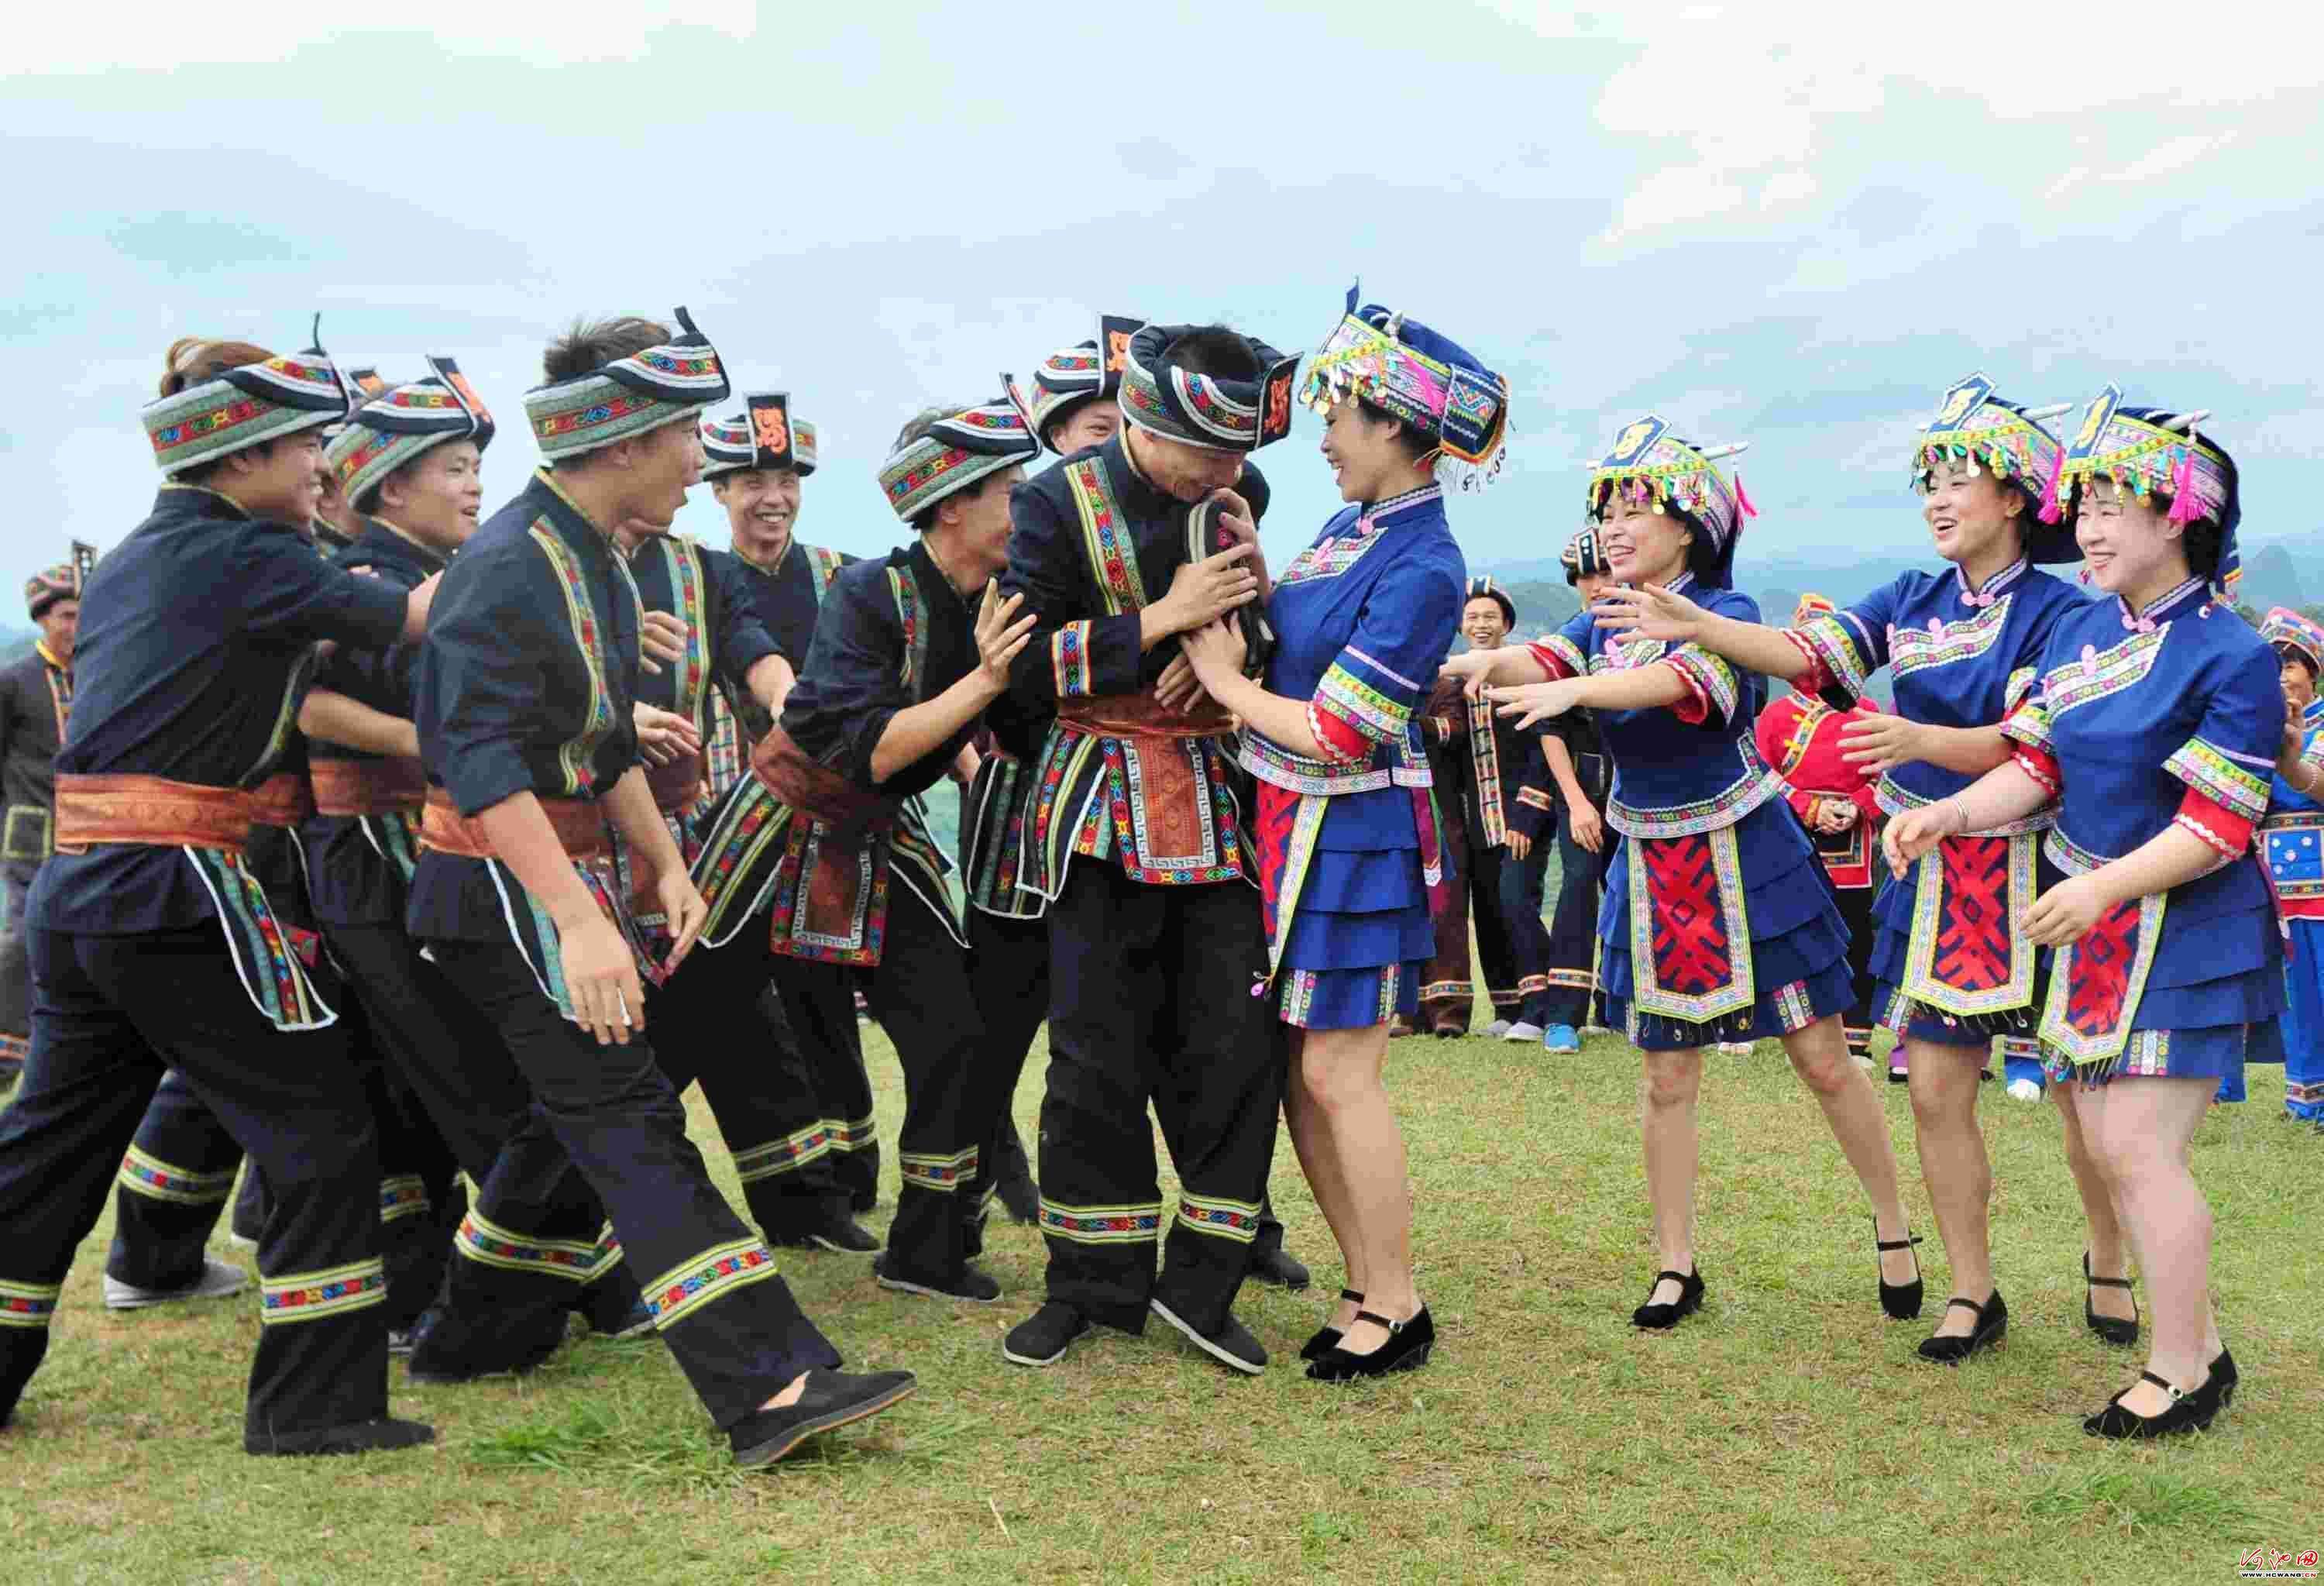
xmin=141 ymin=319 xmax=356 ymax=476
xmin=1117 ymin=324 xmax=1299 ymax=454
xmin=523 ymin=308 xmax=731 ymax=464
xmin=701 ymin=391 xmax=818 ymax=481
xmin=2262 ymin=607 xmax=2324 ymax=676
xmin=325 ymin=356 xmax=496 ymax=507
xmin=2051 ymin=384 xmax=2240 ymax=594
xmin=1584 ymin=415 xmax=1755 ymax=587
xmin=1911 ymin=373 xmax=2076 ymax=562
xmin=878 ymin=396 xmax=1040 ymax=522
xmin=1299 ymin=284 xmax=1512 ymax=490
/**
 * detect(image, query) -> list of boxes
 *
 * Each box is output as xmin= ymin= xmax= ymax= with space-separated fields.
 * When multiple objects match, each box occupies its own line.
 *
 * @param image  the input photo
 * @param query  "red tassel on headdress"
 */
xmin=1731 ymin=472 xmax=1758 ymax=518
xmin=2167 ymin=448 xmax=2202 ymax=525
xmin=2037 ymin=444 xmax=2065 ymax=525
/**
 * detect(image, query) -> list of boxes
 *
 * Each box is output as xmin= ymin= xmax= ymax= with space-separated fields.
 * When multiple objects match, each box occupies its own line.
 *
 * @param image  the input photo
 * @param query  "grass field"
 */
xmin=4 ymin=1021 xmax=2319 ymax=1584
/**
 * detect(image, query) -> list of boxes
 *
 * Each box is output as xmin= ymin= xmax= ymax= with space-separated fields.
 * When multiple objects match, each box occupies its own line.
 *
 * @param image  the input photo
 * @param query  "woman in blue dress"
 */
xmin=2257 ymin=607 xmax=2324 ymax=1124
xmin=1444 ymin=418 xmax=1918 ymax=1333
xmin=1181 ymin=289 xmax=1504 ymax=1381
xmin=1586 ymin=377 xmax=2116 ymax=1361
xmin=1889 ymin=388 xmax=2277 ymax=1437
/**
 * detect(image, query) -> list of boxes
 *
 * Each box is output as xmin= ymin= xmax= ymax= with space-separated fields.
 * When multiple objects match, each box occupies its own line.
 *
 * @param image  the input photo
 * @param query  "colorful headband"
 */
xmin=1911 ymin=373 xmax=2077 ymax=562
xmin=140 ymin=318 xmax=355 ymax=476
xmin=523 ymin=307 xmax=731 ymax=463
xmin=1464 ymin=575 xmax=1515 ymax=625
xmin=878 ymin=397 xmax=1040 ymax=521
xmin=1794 ymin=591 xmax=1836 ymax=627
xmin=1584 ymin=415 xmax=1755 ymax=586
xmin=25 ymin=563 xmax=75 ymax=620
xmin=1030 ymin=314 xmax=1143 ymax=451
xmin=2262 ymin=607 xmax=2324 ymax=675
xmin=325 ymin=356 xmax=496 ymax=507
xmin=1562 ymin=528 xmax=1611 ymax=583
xmin=1118 ymin=324 xmax=1299 ymax=454
xmin=2051 ymin=385 xmax=2240 ymax=591
xmin=701 ymin=391 xmax=819 ymax=481
xmin=1298 ymin=284 xmax=1512 ymax=490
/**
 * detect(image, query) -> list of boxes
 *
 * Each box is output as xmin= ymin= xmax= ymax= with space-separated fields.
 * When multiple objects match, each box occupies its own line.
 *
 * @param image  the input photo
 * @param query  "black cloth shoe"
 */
xmin=404 ymin=1303 xmax=568 ymax=1385
xmin=2082 ymin=1252 xmax=2140 ymax=1347
xmin=729 ymin=1370 xmax=916 ymax=1467
xmin=1307 ymin=1306 xmax=1435 ymax=1381
xmin=1631 ymin=1268 xmax=1704 ymax=1330
xmin=1248 ymin=1244 xmax=1312 ymax=1292
xmin=1150 ymin=1298 xmax=1267 ymax=1375
xmin=2211 ymin=1347 xmax=2238 ymax=1409
xmin=246 ymin=1417 xmax=435 ymax=1457
xmin=2083 ymin=1368 xmax=2218 ymax=1440
xmin=1916 ymin=1290 xmax=2007 ymax=1364
xmin=1875 ymin=1220 xmax=1924 ymax=1320
xmin=874 ymin=1256 xmax=1000 ymax=1303
xmin=1003 ymin=1301 xmax=1094 ymax=1367
xmin=809 ymin=1216 xmax=882 ymax=1255
xmin=1301 ymin=1288 xmax=1363 ymax=1362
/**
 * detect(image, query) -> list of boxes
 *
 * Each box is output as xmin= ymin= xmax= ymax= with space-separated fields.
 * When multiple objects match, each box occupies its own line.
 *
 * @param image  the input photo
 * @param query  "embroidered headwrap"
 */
xmin=1793 ymin=591 xmax=1836 ymax=628
xmin=2261 ymin=607 xmax=2324 ymax=677
xmin=1911 ymin=373 xmax=2076 ymax=562
xmin=1562 ymin=528 xmax=1612 ymax=584
xmin=1029 ymin=315 xmax=1143 ymax=452
xmin=701 ymin=390 xmax=818 ymax=482
xmin=878 ymin=396 xmax=1040 ymax=522
xmin=523 ymin=308 xmax=731 ymax=464
xmin=141 ymin=319 xmax=356 ymax=476
xmin=1116 ymin=324 xmax=1300 ymax=454
xmin=1299 ymin=284 xmax=1513 ymax=491
xmin=25 ymin=564 xmax=75 ymax=620
xmin=1464 ymin=575 xmax=1515 ymax=628
xmin=1584 ymin=415 xmax=1755 ymax=589
xmin=325 ymin=356 xmax=496 ymax=507
xmin=2051 ymin=384 xmax=2241 ymax=597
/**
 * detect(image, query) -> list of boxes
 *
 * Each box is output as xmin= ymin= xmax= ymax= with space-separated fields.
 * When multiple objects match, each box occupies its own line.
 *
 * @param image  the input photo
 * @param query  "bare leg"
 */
xmin=1780 ymin=1015 xmax=1915 ymax=1285
xmin=1284 ymin=1027 xmax=1363 ymax=1332
xmin=1906 ymin=1037 xmax=1992 ymax=1335
xmin=2077 ymin=1075 xmax=2218 ymax=1414
xmin=1639 ymin=1045 xmax=1703 ymax=1306
xmin=2051 ymin=1082 xmax=2137 ymax=1324
xmin=1296 ymin=1024 xmax=1415 ymax=1355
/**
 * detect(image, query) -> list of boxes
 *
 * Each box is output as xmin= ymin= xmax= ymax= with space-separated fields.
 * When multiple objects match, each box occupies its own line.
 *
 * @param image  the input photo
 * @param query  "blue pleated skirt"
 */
xmin=1598 ymin=796 xmax=1855 ymax=1052
xmin=2287 ymin=918 xmax=2324 ymax=1118
xmin=1272 ymin=783 xmax=1435 ymax=1030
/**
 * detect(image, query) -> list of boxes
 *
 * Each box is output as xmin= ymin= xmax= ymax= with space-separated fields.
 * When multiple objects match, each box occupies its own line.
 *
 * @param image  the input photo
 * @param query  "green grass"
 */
xmin=5 ymin=1022 xmax=2320 ymax=1584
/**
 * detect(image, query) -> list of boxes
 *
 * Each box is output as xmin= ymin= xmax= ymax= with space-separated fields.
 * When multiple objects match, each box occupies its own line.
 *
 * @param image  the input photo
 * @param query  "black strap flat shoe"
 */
xmin=1305 ymin=1306 xmax=1435 ymax=1381
xmin=1874 ymin=1220 xmax=1924 ymax=1319
xmin=1299 ymin=1288 xmax=1363 ymax=1362
xmin=2211 ymin=1346 xmax=2238 ymax=1410
xmin=1916 ymin=1290 xmax=2006 ymax=1364
xmin=2083 ymin=1368 xmax=2216 ymax=1440
xmin=2082 ymin=1252 xmax=2140 ymax=1347
xmin=1631 ymin=1268 xmax=1704 ymax=1330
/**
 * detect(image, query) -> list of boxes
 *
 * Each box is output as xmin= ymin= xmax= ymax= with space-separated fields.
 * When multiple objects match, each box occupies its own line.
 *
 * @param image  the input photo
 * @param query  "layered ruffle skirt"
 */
xmin=1259 ymin=783 xmax=1435 ymax=1030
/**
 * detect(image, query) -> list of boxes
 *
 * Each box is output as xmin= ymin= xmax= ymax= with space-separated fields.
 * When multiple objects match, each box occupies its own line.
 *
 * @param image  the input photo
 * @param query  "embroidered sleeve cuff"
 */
xmin=1663 ymin=659 xmax=1710 ymax=726
xmin=2000 ymin=693 xmax=2052 ymax=754
xmin=1779 ymin=628 xmax=1837 ymax=700
xmin=1050 ymin=621 xmax=1094 ymax=698
xmin=2005 ymin=665 xmax=2039 ymax=713
xmin=1306 ymin=698 xmax=1376 ymax=765
xmin=2012 ymin=747 xmax=2061 ymax=798
xmin=1662 ymin=644 xmax=1739 ymax=727
xmin=1793 ymin=614 xmax=1870 ymax=706
xmin=1853 ymin=783 xmax=1886 ymax=823
xmin=1315 ymin=651 xmax=1419 ymax=748
xmin=2164 ymin=735 xmax=2273 ymax=823
xmin=1525 ymin=635 xmax=1584 ymax=682
xmin=2174 ymin=787 xmax=2254 ymax=859
xmin=1784 ymin=784 xmax=1817 ymax=821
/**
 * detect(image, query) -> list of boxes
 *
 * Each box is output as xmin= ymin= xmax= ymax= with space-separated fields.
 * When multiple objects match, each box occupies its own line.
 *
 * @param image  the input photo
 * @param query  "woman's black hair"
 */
xmin=2272 ymin=642 xmax=2319 ymax=683
xmin=1354 ymin=395 xmax=1435 ymax=466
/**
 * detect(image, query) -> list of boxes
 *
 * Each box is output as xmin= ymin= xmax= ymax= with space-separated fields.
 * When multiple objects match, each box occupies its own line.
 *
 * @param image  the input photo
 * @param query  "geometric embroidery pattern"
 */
xmin=1901 ymin=832 xmax=2035 ymax=1018
xmin=259 ymin=1259 xmax=387 ymax=1325
xmin=1037 ymin=1199 xmax=1163 ymax=1245
xmin=1175 ymin=1192 xmax=1262 ymax=1245
xmin=643 ymin=1238 xmax=779 ymax=1329
xmin=115 ymin=1145 xmax=236 ymax=1206
xmin=1625 ymin=823 xmax=1755 ymax=1025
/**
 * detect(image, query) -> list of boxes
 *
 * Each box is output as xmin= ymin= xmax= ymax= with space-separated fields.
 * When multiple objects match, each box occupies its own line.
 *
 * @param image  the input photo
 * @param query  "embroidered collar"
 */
xmin=2119 ymin=574 xmax=2207 ymax=633
xmin=157 ymin=482 xmax=250 ymax=521
xmin=33 ymin=641 xmax=67 ymax=673
xmin=366 ymin=518 xmax=449 ymax=573
xmin=1359 ymin=483 xmax=1442 ymax=531
xmin=1955 ymin=554 xmax=2027 ymax=609
xmin=528 ymin=470 xmax=618 ymax=566
xmin=1662 ymin=571 xmax=1697 ymax=598
xmin=731 ymin=533 xmax=796 ymax=578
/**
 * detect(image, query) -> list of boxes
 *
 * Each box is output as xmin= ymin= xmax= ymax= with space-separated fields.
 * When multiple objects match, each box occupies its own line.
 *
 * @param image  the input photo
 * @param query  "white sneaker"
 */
xmin=2006 ymin=1079 xmax=2044 ymax=1103
xmin=1502 ymin=1022 xmax=1545 ymax=1042
xmin=1483 ymin=1020 xmax=1514 ymax=1038
xmin=1717 ymin=1041 xmax=1754 ymax=1055
xmin=102 ymin=1255 xmax=248 ymax=1312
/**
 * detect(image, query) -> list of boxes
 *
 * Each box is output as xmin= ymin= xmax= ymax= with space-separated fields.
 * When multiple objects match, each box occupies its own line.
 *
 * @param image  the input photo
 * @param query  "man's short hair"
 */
xmin=542 ymin=316 xmax=670 ymax=384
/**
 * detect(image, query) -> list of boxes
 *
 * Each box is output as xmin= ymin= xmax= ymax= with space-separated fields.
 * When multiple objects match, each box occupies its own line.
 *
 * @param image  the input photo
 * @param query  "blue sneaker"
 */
xmin=1542 ymin=1024 xmax=1581 ymax=1054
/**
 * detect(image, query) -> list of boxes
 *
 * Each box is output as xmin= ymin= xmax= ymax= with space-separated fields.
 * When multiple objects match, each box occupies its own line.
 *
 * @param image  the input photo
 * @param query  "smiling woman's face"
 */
xmin=2073 ymin=476 xmax=2179 ymax=597
xmin=1917 ymin=456 xmax=2023 ymax=568
xmin=1596 ymin=493 xmax=1692 ymax=586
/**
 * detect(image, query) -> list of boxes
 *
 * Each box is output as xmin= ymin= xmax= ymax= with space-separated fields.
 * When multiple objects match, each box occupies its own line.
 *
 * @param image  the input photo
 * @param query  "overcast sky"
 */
xmin=5 ymin=2 xmax=2320 ymax=589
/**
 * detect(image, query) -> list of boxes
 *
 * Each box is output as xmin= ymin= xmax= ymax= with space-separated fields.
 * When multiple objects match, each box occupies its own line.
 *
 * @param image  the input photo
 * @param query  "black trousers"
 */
xmin=425 ymin=937 xmax=839 ymax=1427
xmin=648 ymin=931 xmax=859 ymax=1239
xmin=966 ymin=909 xmax=1048 ymax=1206
xmin=1540 ymin=758 xmax=1613 ymax=1030
xmin=1499 ymin=831 xmax=1556 ymax=1028
xmin=1038 ymin=864 xmax=1281 ymax=1335
xmin=0 ymin=858 xmax=39 ymax=1060
xmin=1462 ymin=841 xmax=1522 ymax=1016
xmin=105 ymin=975 xmax=462 ymax=1330
xmin=0 ymin=927 xmax=388 ymax=1440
